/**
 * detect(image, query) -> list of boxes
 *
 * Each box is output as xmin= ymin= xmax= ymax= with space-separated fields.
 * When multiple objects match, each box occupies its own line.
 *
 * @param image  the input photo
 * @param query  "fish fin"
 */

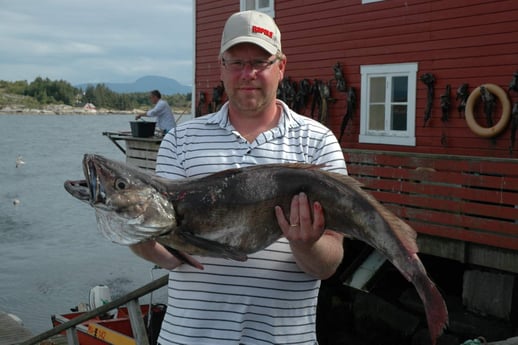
xmin=164 ymin=246 xmax=203 ymax=269
xmin=178 ymin=232 xmax=248 ymax=262
xmin=325 ymin=171 xmax=418 ymax=254
xmin=412 ymin=254 xmax=449 ymax=345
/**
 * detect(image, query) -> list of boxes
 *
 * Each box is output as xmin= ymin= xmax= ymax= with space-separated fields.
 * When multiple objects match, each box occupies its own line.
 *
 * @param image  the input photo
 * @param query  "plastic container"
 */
xmin=130 ymin=121 xmax=156 ymax=137
xmin=89 ymin=285 xmax=117 ymax=318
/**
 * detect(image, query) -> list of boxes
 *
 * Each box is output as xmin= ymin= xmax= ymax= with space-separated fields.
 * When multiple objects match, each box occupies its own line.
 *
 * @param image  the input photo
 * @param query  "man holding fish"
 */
xmin=130 ymin=9 xmax=348 ymax=345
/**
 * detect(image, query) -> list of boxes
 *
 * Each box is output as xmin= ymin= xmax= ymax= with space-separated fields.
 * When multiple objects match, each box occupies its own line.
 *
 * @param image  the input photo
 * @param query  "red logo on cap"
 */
xmin=252 ymin=25 xmax=273 ymax=38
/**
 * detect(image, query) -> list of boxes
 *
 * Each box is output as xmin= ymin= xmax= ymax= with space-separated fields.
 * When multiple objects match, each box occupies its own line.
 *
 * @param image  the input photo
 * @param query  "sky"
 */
xmin=0 ymin=0 xmax=193 ymax=86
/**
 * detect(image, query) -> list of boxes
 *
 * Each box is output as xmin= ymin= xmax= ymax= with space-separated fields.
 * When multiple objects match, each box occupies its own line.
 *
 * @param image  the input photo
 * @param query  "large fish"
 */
xmin=64 ymin=154 xmax=448 ymax=344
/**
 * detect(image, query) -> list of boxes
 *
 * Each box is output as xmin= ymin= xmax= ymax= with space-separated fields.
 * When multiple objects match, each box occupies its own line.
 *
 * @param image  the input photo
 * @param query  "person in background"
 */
xmin=130 ymin=10 xmax=348 ymax=345
xmin=135 ymin=90 xmax=176 ymax=134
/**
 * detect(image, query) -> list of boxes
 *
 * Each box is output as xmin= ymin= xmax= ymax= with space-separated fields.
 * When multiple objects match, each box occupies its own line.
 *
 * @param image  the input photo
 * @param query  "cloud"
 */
xmin=0 ymin=0 xmax=193 ymax=85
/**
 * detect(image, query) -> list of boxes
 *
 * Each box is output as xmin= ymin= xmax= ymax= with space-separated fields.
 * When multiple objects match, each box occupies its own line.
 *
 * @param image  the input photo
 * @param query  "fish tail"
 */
xmin=413 ymin=255 xmax=449 ymax=345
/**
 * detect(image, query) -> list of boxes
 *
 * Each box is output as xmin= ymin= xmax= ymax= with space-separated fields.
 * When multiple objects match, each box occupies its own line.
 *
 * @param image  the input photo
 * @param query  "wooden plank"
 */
xmin=354 ymin=170 xmax=518 ymax=200
xmin=0 ymin=312 xmax=33 ymax=344
xmin=126 ymin=158 xmax=156 ymax=171
xmin=371 ymin=190 xmax=518 ymax=222
xmin=127 ymin=149 xmax=158 ymax=160
xmin=386 ymin=205 xmax=518 ymax=237
xmin=126 ymin=141 xmax=160 ymax=151
xmin=410 ymin=221 xmax=518 ymax=250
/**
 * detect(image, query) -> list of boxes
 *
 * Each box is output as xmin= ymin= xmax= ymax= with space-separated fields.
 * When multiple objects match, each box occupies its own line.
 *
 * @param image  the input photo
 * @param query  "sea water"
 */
xmin=0 ymin=114 xmax=168 ymax=334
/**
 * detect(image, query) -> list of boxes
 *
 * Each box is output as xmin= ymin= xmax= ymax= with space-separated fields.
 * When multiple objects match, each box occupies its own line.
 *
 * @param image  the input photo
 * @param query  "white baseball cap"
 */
xmin=220 ymin=10 xmax=282 ymax=56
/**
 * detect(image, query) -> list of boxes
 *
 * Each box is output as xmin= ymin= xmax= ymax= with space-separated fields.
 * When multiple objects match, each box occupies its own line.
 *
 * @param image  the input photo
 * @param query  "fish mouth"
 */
xmin=64 ymin=155 xmax=105 ymax=205
xmin=84 ymin=155 xmax=106 ymax=205
xmin=64 ymin=179 xmax=91 ymax=202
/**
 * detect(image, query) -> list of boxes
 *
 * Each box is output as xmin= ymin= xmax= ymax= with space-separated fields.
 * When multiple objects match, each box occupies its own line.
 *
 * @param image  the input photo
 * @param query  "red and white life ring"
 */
xmin=465 ymin=83 xmax=511 ymax=138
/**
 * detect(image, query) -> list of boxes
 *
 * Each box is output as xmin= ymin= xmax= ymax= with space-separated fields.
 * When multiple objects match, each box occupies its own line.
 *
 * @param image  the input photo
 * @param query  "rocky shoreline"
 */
xmin=0 ymin=104 xmax=190 ymax=116
xmin=0 ymin=104 xmax=138 ymax=115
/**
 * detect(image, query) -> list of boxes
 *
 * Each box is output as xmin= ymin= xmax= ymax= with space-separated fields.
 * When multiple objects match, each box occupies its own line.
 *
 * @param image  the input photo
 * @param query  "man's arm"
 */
xmin=130 ymin=240 xmax=204 ymax=270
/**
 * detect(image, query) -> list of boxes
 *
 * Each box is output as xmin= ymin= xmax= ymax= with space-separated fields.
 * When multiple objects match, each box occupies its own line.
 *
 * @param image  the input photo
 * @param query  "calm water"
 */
xmin=0 ymin=114 xmax=167 ymax=334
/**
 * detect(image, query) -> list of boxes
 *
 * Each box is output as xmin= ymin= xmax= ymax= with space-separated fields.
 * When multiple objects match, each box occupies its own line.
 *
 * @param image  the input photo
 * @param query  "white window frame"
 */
xmin=240 ymin=0 xmax=275 ymax=17
xmin=362 ymin=0 xmax=384 ymax=4
xmin=359 ymin=63 xmax=418 ymax=146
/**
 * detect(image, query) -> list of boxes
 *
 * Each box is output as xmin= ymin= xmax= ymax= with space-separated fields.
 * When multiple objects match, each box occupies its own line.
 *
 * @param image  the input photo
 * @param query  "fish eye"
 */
xmin=114 ymin=178 xmax=129 ymax=190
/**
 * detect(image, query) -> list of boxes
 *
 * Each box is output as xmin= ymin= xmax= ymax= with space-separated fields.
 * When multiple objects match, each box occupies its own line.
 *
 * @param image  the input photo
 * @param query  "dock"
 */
xmin=0 ymin=311 xmax=67 ymax=345
xmin=0 ymin=311 xmax=32 ymax=344
xmin=102 ymin=131 xmax=161 ymax=171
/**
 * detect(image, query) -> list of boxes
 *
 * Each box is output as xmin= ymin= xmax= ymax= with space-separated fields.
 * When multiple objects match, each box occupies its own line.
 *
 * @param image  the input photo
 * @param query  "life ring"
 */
xmin=465 ymin=83 xmax=511 ymax=138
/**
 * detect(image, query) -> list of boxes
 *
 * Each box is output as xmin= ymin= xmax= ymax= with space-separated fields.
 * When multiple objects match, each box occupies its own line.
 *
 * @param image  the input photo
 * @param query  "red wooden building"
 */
xmin=192 ymin=0 xmax=518 ymax=274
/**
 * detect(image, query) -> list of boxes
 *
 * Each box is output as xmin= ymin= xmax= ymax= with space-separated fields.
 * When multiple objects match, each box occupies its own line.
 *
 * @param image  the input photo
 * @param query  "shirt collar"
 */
xmin=206 ymin=100 xmax=304 ymax=133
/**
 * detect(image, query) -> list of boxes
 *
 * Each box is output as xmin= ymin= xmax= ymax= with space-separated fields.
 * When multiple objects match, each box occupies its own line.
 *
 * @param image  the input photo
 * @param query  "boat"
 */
xmin=51 ymin=303 xmax=166 ymax=345
xmin=50 ymin=284 xmax=166 ymax=345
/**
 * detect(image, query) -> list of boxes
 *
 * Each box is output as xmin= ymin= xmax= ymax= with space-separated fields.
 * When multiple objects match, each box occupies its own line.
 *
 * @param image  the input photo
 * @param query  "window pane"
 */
xmin=258 ymin=0 xmax=270 ymax=8
xmin=243 ymin=0 xmax=255 ymax=10
xmin=369 ymin=104 xmax=385 ymax=130
xmin=392 ymin=76 xmax=408 ymax=102
xmin=370 ymin=77 xmax=385 ymax=103
xmin=391 ymin=105 xmax=407 ymax=130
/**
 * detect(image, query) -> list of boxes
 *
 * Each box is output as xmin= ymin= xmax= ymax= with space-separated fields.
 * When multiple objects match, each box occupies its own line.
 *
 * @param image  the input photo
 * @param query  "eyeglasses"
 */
xmin=221 ymin=57 xmax=280 ymax=72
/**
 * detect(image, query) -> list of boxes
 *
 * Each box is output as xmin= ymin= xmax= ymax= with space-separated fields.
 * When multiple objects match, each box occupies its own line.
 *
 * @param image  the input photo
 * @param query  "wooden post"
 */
xmin=127 ymin=298 xmax=150 ymax=345
xmin=65 ymin=327 xmax=80 ymax=345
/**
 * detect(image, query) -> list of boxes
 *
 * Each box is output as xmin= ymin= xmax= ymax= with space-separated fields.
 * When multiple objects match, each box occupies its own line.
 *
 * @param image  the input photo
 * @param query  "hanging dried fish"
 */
xmin=278 ymin=76 xmax=296 ymax=109
xmin=420 ymin=73 xmax=435 ymax=127
xmin=293 ymin=79 xmax=311 ymax=113
xmin=332 ymin=62 xmax=347 ymax=92
xmin=318 ymin=82 xmax=331 ymax=125
xmin=508 ymin=71 xmax=518 ymax=93
xmin=339 ymin=87 xmax=356 ymax=142
xmin=440 ymin=84 xmax=451 ymax=122
xmin=196 ymin=91 xmax=206 ymax=117
xmin=509 ymin=103 xmax=518 ymax=154
xmin=455 ymin=83 xmax=469 ymax=117
xmin=310 ymin=79 xmax=323 ymax=120
xmin=480 ymin=85 xmax=496 ymax=129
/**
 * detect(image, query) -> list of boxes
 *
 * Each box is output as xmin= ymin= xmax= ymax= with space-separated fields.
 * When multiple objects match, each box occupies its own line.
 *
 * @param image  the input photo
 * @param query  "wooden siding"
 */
xmin=195 ymin=0 xmax=518 ymax=158
xmin=344 ymin=149 xmax=518 ymax=251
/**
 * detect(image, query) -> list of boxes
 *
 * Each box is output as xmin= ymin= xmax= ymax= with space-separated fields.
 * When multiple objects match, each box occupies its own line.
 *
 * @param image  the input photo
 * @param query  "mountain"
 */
xmin=75 ymin=76 xmax=191 ymax=95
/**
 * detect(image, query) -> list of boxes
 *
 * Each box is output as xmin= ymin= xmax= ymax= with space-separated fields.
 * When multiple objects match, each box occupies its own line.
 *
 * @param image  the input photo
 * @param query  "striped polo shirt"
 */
xmin=155 ymin=100 xmax=347 ymax=345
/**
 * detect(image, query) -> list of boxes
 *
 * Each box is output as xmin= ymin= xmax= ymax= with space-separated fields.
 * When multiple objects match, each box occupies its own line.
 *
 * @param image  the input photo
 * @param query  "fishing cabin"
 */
xmin=188 ymin=1 xmax=518 ymax=341
xmin=193 ymin=0 xmax=518 ymax=270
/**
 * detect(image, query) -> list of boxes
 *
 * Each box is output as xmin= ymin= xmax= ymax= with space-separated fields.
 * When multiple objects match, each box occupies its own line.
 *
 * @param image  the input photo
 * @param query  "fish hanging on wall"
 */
xmin=508 ymin=71 xmax=518 ymax=93
xmin=339 ymin=87 xmax=357 ymax=142
xmin=420 ymin=73 xmax=435 ymax=127
xmin=456 ymin=83 xmax=469 ymax=117
xmin=509 ymin=102 xmax=518 ymax=154
xmin=293 ymin=79 xmax=311 ymax=114
xmin=332 ymin=62 xmax=347 ymax=92
xmin=440 ymin=84 xmax=451 ymax=123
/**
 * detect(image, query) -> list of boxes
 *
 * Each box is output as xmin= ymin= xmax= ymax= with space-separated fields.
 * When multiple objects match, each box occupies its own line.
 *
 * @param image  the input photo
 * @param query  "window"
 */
xmin=241 ymin=0 xmax=275 ymax=17
xmin=362 ymin=0 xmax=384 ymax=3
xmin=359 ymin=63 xmax=418 ymax=146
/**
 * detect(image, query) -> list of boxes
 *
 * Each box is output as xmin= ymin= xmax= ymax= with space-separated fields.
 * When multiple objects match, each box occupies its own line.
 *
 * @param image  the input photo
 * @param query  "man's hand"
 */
xmin=274 ymin=192 xmax=344 ymax=279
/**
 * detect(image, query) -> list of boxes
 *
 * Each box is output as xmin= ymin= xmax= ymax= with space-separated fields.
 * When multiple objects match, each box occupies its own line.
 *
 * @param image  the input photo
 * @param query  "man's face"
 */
xmin=220 ymin=43 xmax=285 ymax=115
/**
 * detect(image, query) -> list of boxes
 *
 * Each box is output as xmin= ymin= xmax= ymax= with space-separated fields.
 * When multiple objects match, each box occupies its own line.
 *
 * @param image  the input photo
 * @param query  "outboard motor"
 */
xmin=89 ymin=285 xmax=117 ymax=319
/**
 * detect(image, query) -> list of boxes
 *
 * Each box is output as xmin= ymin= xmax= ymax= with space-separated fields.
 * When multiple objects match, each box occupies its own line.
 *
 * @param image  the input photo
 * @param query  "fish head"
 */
xmin=64 ymin=154 xmax=176 ymax=245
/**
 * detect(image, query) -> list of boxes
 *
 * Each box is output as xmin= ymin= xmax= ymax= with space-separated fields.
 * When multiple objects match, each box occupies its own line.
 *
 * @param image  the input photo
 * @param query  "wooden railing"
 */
xmin=344 ymin=149 xmax=518 ymax=272
xmin=103 ymin=132 xmax=161 ymax=171
xmin=18 ymin=275 xmax=168 ymax=345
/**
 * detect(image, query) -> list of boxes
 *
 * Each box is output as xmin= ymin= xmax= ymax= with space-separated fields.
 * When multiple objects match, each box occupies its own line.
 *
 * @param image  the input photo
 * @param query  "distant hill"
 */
xmin=75 ymin=76 xmax=191 ymax=95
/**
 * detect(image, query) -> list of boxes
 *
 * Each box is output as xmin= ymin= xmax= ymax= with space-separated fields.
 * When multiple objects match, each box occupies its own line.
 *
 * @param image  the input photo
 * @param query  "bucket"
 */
xmin=130 ymin=121 xmax=156 ymax=137
xmin=89 ymin=285 xmax=117 ymax=318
